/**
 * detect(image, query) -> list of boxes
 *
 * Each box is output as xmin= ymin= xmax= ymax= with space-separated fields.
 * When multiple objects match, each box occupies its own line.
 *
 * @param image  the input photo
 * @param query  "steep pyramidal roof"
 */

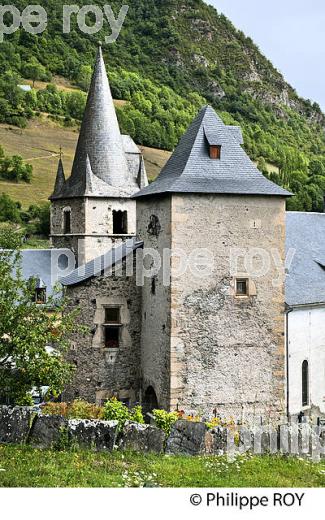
xmin=134 ymin=105 xmax=291 ymax=198
xmin=50 ymin=46 xmax=144 ymax=200
xmin=52 ymin=158 xmax=66 ymax=198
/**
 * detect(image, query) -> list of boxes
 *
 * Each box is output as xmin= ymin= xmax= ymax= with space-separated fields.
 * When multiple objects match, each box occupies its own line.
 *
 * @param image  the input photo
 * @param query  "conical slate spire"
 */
xmin=69 ymin=46 xmax=129 ymax=188
xmin=52 ymin=157 xmax=66 ymax=198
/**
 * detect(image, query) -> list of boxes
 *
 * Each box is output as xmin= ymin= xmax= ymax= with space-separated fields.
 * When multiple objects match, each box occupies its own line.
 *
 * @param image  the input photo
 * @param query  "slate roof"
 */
xmin=50 ymin=47 xmax=145 ymax=200
xmin=286 ymin=212 xmax=325 ymax=306
xmin=19 ymin=249 xmax=76 ymax=297
xmin=60 ymin=239 xmax=143 ymax=287
xmin=134 ymin=105 xmax=291 ymax=198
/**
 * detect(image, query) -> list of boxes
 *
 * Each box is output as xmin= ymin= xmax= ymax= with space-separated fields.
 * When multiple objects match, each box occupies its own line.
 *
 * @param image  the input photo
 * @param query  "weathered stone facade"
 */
xmin=48 ymin=50 xmax=290 ymax=423
xmin=63 ymin=259 xmax=142 ymax=405
xmin=137 ymin=196 xmax=172 ymax=410
xmin=137 ymin=194 xmax=287 ymax=422
xmin=51 ymin=196 xmax=136 ymax=265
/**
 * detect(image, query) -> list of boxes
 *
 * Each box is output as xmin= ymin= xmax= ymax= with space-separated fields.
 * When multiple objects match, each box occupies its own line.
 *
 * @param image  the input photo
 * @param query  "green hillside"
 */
xmin=0 ymin=117 xmax=171 ymax=208
xmin=0 ymin=0 xmax=325 ymax=211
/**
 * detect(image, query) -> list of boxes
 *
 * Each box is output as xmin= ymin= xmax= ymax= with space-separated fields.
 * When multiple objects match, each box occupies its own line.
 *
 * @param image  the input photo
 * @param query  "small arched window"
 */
xmin=302 ymin=360 xmax=309 ymax=407
xmin=63 ymin=209 xmax=71 ymax=234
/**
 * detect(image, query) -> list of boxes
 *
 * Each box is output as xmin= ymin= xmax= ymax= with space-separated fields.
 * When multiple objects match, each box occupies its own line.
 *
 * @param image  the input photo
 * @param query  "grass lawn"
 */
xmin=0 ymin=445 xmax=325 ymax=487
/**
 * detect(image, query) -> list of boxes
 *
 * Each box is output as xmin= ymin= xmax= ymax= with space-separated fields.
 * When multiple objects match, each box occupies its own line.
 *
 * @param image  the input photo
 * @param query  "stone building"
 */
xmin=42 ymin=47 xmax=325 ymax=422
xmin=135 ymin=105 xmax=290 ymax=421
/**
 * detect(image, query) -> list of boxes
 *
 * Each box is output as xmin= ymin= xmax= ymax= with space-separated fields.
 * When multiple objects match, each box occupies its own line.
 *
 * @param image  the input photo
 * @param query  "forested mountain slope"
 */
xmin=1 ymin=0 xmax=325 ymax=211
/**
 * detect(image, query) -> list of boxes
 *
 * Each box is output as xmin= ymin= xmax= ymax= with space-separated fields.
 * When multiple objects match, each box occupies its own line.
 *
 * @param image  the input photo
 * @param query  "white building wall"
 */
xmin=288 ymin=306 xmax=325 ymax=415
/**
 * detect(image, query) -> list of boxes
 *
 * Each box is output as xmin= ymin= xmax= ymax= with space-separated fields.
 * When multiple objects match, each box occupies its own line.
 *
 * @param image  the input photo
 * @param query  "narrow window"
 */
xmin=209 ymin=145 xmax=221 ymax=160
xmin=151 ymin=277 xmax=156 ymax=295
xmin=103 ymin=307 xmax=121 ymax=349
xmin=113 ymin=210 xmax=128 ymax=234
xmin=302 ymin=360 xmax=309 ymax=407
xmin=63 ymin=210 xmax=71 ymax=234
xmin=236 ymin=278 xmax=249 ymax=296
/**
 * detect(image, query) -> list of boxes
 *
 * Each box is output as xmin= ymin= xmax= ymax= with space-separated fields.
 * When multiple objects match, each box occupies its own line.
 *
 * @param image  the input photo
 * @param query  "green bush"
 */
xmin=102 ymin=398 xmax=144 ymax=430
xmin=152 ymin=409 xmax=179 ymax=437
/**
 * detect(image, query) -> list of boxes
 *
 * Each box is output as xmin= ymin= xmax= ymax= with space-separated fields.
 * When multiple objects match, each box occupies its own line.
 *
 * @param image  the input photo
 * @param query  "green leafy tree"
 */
xmin=22 ymin=58 xmax=46 ymax=88
xmin=0 ymin=227 xmax=78 ymax=404
xmin=0 ymin=193 xmax=21 ymax=223
xmin=76 ymin=65 xmax=92 ymax=92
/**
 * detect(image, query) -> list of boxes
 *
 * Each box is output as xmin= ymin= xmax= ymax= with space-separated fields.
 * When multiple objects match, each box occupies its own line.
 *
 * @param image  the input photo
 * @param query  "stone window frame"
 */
xmin=233 ymin=275 xmax=256 ymax=299
xmin=92 ymin=297 xmax=129 ymax=351
xmin=103 ymin=305 xmax=123 ymax=349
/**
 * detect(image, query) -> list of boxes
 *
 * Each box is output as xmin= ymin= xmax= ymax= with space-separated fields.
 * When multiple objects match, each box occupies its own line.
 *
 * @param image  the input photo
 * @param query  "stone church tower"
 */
xmin=135 ymin=106 xmax=290 ymax=422
xmin=50 ymin=47 xmax=147 ymax=265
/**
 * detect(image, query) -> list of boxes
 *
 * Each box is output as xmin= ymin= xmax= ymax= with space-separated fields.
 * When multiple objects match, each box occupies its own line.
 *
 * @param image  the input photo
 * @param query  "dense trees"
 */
xmin=0 ymin=227 xmax=77 ymax=405
xmin=0 ymin=193 xmax=50 ymax=237
xmin=0 ymin=147 xmax=33 ymax=183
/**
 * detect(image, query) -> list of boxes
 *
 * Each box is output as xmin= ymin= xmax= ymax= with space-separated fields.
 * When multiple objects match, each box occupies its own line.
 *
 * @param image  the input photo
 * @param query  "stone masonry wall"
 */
xmin=169 ymin=194 xmax=287 ymax=423
xmin=51 ymin=197 xmax=136 ymax=265
xmin=136 ymin=197 xmax=172 ymax=409
xmin=63 ymin=258 xmax=142 ymax=405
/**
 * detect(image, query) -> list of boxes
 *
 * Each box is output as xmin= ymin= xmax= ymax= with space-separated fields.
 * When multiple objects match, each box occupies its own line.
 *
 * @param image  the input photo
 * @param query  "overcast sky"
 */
xmin=207 ymin=0 xmax=325 ymax=111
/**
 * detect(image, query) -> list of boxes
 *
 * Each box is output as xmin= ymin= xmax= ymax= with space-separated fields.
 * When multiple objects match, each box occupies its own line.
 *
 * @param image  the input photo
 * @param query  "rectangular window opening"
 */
xmin=63 ymin=211 xmax=71 ymax=234
xmin=104 ymin=326 xmax=120 ymax=349
xmin=105 ymin=307 xmax=120 ymax=324
xmin=113 ymin=210 xmax=128 ymax=234
xmin=236 ymin=278 xmax=249 ymax=296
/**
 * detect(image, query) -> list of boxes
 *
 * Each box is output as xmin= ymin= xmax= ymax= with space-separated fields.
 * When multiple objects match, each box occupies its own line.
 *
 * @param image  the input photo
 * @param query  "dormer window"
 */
xmin=209 ymin=145 xmax=221 ymax=160
xmin=35 ymin=287 xmax=47 ymax=304
xmin=30 ymin=276 xmax=47 ymax=304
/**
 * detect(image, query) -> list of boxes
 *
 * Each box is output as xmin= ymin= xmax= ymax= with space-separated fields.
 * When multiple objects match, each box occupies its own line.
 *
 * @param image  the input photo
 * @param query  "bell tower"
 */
xmin=50 ymin=46 xmax=147 ymax=265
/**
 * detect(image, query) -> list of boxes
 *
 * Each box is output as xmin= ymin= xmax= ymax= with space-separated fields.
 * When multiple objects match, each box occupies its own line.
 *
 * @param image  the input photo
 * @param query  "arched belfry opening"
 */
xmin=142 ymin=386 xmax=159 ymax=420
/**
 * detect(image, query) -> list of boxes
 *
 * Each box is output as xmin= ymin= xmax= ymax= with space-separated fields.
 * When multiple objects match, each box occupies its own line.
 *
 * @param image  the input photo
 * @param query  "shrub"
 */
xmin=152 ymin=409 xmax=179 ymax=437
xmin=102 ymin=398 xmax=144 ymax=430
xmin=67 ymin=399 xmax=103 ymax=420
xmin=41 ymin=400 xmax=102 ymax=420
xmin=41 ymin=402 xmax=69 ymax=417
xmin=129 ymin=405 xmax=145 ymax=425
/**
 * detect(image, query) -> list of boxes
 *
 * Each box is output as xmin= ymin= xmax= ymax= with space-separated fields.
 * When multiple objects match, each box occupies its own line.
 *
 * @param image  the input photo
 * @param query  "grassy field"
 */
xmin=0 ymin=117 xmax=171 ymax=209
xmin=0 ymin=445 xmax=325 ymax=487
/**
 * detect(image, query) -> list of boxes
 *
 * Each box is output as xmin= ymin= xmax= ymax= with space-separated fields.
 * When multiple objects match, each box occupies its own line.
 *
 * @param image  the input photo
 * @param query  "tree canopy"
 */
xmin=0 ymin=227 xmax=79 ymax=405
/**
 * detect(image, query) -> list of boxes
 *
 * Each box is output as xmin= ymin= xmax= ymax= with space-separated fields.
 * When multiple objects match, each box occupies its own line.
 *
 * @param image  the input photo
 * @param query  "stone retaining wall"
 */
xmin=1 ymin=407 xmax=325 ymax=460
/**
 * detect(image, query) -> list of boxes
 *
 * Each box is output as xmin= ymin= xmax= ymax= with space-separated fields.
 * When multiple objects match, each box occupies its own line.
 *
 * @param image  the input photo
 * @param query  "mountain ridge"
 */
xmin=0 ymin=0 xmax=325 ymax=211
